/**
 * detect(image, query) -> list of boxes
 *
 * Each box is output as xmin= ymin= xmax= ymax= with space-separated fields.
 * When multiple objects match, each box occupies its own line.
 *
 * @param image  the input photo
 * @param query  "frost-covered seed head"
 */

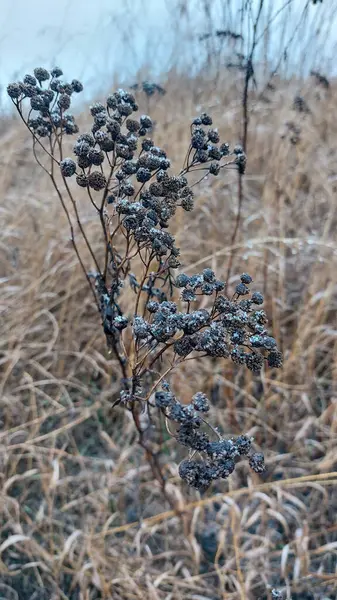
xmin=175 ymin=273 xmax=190 ymax=288
xmin=7 ymin=83 xmax=22 ymax=99
xmin=136 ymin=168 xmax=152 ymax=183
xmin=249 ymin=452 xmax=266 ymax=473
xmin=88 ymin=148 xmax=104 ymax=166
xmin=235 ymin=435 xmax=252 ymax=455
xmin=251 ymin=292 xmax=264 ymax=305
xmin=60 ymin=158 xmax=76 ymax=177
xmin=208 ymin=129 xmax=220 ymax=143
xmin=88 ymin=171 xmax=107 ymax=191
xmin=208 ymin=145 xmax=222 ymax=160
xmin=94 ymin=111 xmax=107 ymax=126
xmin=192 ymin=392 xmax=210 ymax=412
xmin=90 ymin=102 xmax=105 ymax=116
xmin=51 ymin=67 xmax=63 ymax=78
xmin=22 ymin=83 xmax=38 ymax=98
xmin=236 ymin=282 xmax=249 ymax=296
xmin=113 ymin=316 xmax=128 ymax=330
xmin=24 ymin=74 xmax=37 ymax=86
xmin=133 ymin=316 xmax=149 ymax=339
xmin=178 ymin=460 xmax=212 ymax=491
xmin=245 ymin=352 xmax=264 ymax=373
xmin=142 ymin=138 xmax=154 ymax=151
xmin=217 ymin=458 xmax=235 ymax=479
xmin=200 ymin=112 xmax=212 ymax=125
xmin=34 ymin=67 xmax=50 ymax=82
xmin=240 ymin=273 xmax=252 ymax=284
xmin=76 ymin=174 xmax=89 ymax=187
xmin=72 ymin=79 xmax=83 ymax=93
xmin=140 ymin=114 xmax=152 ymax=129
xmin=155 ymin=390 xmax=173 ymax=408
xmin=220 ymin=142 xmax=230 ymax=156
xmin=267 ymin=350 xmax=283 ymax=368
xmin=58 ymin=94 xmax=71 ymax=110
xmin=126 ymin=118 xmax=140 ymax=132
xmin=209 ymin=162 xmax=220 ymax=175
xmin=77 ymin=133 xmax=95 ymax=146
xmin=181 ymin=195 xmax=194 ymax=211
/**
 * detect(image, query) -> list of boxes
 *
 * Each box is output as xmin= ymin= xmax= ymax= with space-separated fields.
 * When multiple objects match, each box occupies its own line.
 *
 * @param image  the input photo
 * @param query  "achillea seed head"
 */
xmin=7 ymin=83 xmax=22 ymax=99
xmin=236 ymin=282 xmax=249 ymax=296
xmin=208 ymin=129 xmax=220 ymax=143
xmin=267 ymin=349 xmax=283 ymax=368
xmin=58 ymin=94 xmax=71 ymax=110
xmin=209 ymin=162 xmax=220 ymax=175
xmin=76 ymin=174 xmax=89 ymax=188
xmin=22 ymin=83 xmax=39 ymax=98
xmin=140 ymin=114 xmax=152 ymax=129
xmin=240 ymin=273 xmax=253 ymax=284
xmin=88 ymin=148 xmax=104 ymax=166
xmin=126 ymin=118 xmax=140 ymax=132
xmin=23 ymin=74 xmax=37 ymax=86
xmin=34 ymin=67 xmax=50 ymax=82
xmin=60 ymin=158 xmax=76 ymax=177
xmin=249 ymin=452 xmax=266 ymax=473
xmin=71 ymin=79 xmax=83 ymax=93
xmin=192 ymin=392 xmax=210 ymax=412
xmin=90 ymin=102 xmax=105 ymax=116
xmin=88 ymin=171 xmax=107 ymax=191
xmin=51 ymin=66 xmax=63 ymax=78
xmin=136 ymin=168 xmax=152 ymax=183
xmin=245 ymin=352 xmax=264 ymax=373
xmin=200 ymin=112 xmax=212 ymax=125
xmin=251 ymin=291 xmax=264 ymax=305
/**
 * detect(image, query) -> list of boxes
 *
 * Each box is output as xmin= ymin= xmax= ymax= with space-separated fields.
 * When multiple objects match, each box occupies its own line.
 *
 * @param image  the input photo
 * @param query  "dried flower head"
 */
xmin=34 ymin=67 xmax=50 ymax=82
xmin=72 ymin=79 xmax=83 ymax=93
xmin=88 ymin=171 xmax=107 ymax=191
xmin=51 ymin=66 xmax=63 ymax=78
xmin=60 ymin=158 xmax=76 ymax=178
xmin=249 ymin=452 xmax=266 ymax=473
xmin=58 ymin=94 xmax=71 ymax=110
xmin=7 ymin=83 xmax=22 ymax=99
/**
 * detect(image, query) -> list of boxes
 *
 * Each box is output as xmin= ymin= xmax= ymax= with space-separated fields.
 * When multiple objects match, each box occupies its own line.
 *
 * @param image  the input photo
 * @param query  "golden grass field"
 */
xmin=1 ymin=66 xmax=337 ymax=599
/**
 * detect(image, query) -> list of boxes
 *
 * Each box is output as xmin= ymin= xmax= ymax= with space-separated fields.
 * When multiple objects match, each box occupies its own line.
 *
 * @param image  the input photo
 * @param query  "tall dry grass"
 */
xmin=0 ymin=66 xmax=336 ymax=599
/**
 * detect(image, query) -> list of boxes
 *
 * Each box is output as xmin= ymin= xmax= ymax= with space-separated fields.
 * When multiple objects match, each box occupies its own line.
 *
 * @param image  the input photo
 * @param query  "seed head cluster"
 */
xmin=7 ymin=67 xmax=80 ymax=137
xmin=188 ymin=115 xmax=246 ymax=174
xmin=131 ymin=272 xmax=282 ymax=374
xmin=155 ymin=382 xmax=265 ymax=492
xmin=53 ymin=93 xmax=241 ymax=272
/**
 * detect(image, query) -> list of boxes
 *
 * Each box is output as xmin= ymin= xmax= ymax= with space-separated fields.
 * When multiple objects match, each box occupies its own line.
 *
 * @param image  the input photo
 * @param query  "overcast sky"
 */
xmin=1 ymin=0 xmax=336 ymax=105
xmin=0 ymin=1 xmax=170 ymax=92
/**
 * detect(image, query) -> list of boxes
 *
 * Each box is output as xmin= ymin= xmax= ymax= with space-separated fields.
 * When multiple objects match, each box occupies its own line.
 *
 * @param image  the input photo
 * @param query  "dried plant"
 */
xmin=7 ymin=67 xmax=282 ymax=501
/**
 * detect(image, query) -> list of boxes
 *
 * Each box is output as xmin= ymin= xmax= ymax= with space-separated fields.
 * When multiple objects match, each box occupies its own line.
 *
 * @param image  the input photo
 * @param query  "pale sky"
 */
xmin=0 ymin=0 xmax=173 ymax=97
xmin=1 ymin=0 xmax=336 ymax=106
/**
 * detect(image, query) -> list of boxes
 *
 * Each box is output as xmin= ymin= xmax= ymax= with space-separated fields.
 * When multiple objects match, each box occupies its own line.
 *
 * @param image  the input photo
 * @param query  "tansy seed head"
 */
xmin=88 ymin=171 xmax=107 ymax=191
xmin=60 ymin=158 xmax=76 ymax=177
xmin=34 ymin=67 xmax=50 ymax=82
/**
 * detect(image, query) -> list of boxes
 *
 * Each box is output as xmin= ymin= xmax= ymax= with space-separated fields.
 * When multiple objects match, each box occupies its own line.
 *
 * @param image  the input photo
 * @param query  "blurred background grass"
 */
xmin=0 ymin=1 xmax=337 ymax=599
